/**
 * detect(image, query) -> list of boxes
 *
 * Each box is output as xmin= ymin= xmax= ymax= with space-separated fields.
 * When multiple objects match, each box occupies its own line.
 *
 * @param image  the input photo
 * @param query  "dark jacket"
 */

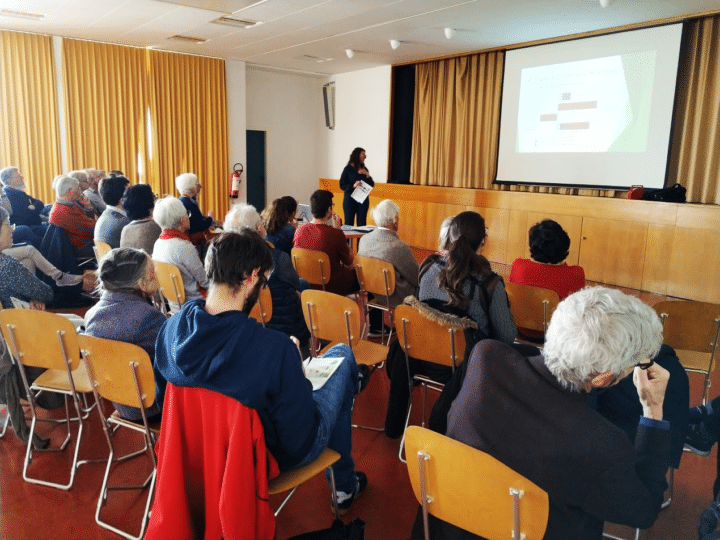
xmin=4 ymin=187 xmax=45 ymax=227
xmin=179 ymin=196 xmax=213 ymax=235
xmin=266 ymin=222 xmax=295 ymax=255
xmin=266 ymin=248 xmax=309 ymax=344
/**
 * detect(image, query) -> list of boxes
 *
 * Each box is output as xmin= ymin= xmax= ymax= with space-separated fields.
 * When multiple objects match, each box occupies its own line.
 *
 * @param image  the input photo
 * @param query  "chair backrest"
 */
xmin=248 ymin=286 xmax=273 ymax=326
xmin=394 ymin=304 xmax=465 ymax=368
xmin=405 ymin=426 xmax=549 ymax=540
xmin=355 ymin=255 xmax=396 ymax=300
xmin=153 ymin=260 xmax=186 ymax=306
xmin=78 ymin=335 xmax=156 ymax=409
xmin=291 ymin=248 xmax=331 ymax=289
xmin=653 ymin=300 xmax=720 ymax=355
xmin=94 ymin=240 xmax=112 ymax=261
xmin=301 ymin=289 xmax=361 ymax=347
xmin=0 ymin=309 xmax=80 ymax=371
xmin=505 ymin=282 xmax=560 ymax=335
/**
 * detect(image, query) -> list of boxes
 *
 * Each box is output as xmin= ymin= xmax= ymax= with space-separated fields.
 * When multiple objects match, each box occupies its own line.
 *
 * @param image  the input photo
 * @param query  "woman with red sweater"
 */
xmin=510 ymin=219 xmax=585 ymax=299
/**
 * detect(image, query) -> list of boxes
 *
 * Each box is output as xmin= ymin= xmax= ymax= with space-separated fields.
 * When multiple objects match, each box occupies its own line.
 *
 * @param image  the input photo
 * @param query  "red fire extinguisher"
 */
xmin=230 ymin=163 xmax=243 ymax=198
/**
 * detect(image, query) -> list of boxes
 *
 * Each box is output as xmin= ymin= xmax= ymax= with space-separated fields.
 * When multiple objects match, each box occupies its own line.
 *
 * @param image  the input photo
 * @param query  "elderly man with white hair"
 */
xmin=223 ymin=203 xmax=310 ymax=346
xmin=48 ymin=174 xmax=97 ymax=258
xmin=83 ymin=168 xmax=106 ymax=215
xmin=152 ymin=196 xmax=209 ymax=309
xmin=176 ymin=172 xmax=216 ymax=239
xmin=0 ymin=166 xmax=47 ymax=229
xmin=357 ymin=199 xmax=419 ymax=335
xmin=419 ymin=286 xmax=671 ymax=540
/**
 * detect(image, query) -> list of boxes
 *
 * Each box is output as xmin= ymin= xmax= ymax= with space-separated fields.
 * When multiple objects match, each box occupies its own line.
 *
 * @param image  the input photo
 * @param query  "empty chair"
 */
xmin=249 ymin=286 xmax=273 ymax=327
xmin=355 ymin=254 xmax=396 ymax=344
xmin=405 ymin=425 xmax=549 ymax=540
xmin=505 ymin=281 xmax=560 ymax=344
xmin=292 ymin=247 xmax=331 ymax=291
xmin=79 ymin=335 xmax=159 ymax=540
xmin=93 ymin=240 xmax=112 ymax=261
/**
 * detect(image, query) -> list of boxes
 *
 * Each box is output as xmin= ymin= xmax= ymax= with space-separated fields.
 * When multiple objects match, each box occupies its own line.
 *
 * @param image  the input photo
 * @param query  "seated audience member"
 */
xmin=176 ymin=172 xmax=216 ymax=239
xmin=224 ymin=204 xmax=310 ymax=346
xmin=120 ymin=184 xmax=161 ymax=255
xmin=0 ymin=207 xmax=54 ymax=309
xmin=293 ymin=189 xmax=358 ymax=296
xmin=152 ymin=196 xmax=209 ymax=306
xmin=4 ymin=241 xmax=83 ymax=288
xmin=153 ymin=231 xmax=367 ymax=513
xmin=83 ymin=168 xmax=106 ymax=215
xmin=67 ymin=170 xmax=97 ymax=217
xmin=94 ymin=175 xmax=130 ymax=248
xmin=0 ymin=187 xmax=11 ymax=215
xmin=416 ymin=287 xmax=670 ymax=540
xmin=0 ymin=166 xmax=48 ymax=239
xmin=48 ymin=175 xmax=97 ymax=258
xmin=384 ymin=211 xmax=517 ymax=437
xmin=262 ymin=195 xmax=298 ymax=255
xmin=357 ymin=199 xmax=419 ymax=334
xmin=83 ymin=247 xmax=164 ymax=423
xmin=510 ymin=219 xmax=585 ymax=299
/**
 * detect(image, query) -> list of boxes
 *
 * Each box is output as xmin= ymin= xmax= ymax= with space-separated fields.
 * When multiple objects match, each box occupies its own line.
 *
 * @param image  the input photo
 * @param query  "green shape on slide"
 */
xmin=609 ymin=50 xmax=657 ymax=152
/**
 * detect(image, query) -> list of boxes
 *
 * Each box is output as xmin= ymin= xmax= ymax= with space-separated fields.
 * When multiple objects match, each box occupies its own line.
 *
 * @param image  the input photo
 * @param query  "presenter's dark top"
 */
xmin=339 ymin=165 xmax=374 ymax=194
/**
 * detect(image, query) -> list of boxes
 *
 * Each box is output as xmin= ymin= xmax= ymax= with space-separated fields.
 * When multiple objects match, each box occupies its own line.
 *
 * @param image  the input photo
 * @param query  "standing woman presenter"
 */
xmin=340 ymin=147 xmax=375 ymax=227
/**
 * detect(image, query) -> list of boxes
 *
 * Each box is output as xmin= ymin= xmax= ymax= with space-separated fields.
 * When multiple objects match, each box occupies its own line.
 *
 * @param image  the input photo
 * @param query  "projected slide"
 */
xmin=517 ymin=51 xmax=657 ymax=153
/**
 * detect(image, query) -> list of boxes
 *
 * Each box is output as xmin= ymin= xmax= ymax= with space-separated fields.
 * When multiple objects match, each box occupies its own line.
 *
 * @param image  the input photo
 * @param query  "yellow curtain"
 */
xmin=62 ymin=39 xmax=151 ymax=184
xmin=668 ymin=15 xmax=720 ymax=204
xmin=148 ymin=50 xmax=229 ymax=219
xmin=0 ymin=31 xmax=61 ymax=204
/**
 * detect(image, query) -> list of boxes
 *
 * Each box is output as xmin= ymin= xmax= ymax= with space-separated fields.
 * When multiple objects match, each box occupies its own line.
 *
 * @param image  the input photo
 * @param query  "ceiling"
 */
xmin=0 ymin=0 xmax=718 ymax=75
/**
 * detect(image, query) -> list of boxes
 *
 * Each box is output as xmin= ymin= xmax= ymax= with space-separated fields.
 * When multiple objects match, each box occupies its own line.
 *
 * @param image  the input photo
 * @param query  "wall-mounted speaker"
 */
xmin=323 ymin=82 xmax=335 ymax=130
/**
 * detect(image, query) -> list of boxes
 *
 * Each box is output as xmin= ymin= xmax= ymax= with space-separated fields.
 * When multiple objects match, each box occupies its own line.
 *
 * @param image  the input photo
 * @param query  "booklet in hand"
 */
xmin=303 ymin=356 xmax=344 ymax=391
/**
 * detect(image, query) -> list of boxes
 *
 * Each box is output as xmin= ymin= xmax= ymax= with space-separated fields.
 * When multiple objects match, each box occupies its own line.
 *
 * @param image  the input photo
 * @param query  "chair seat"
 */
xmin=268 ymin=447 xmax=340 ymax=495
xmin=676 ymin=349 xmax=715 ymax=372
xmin=109 ymin=411 xmax=161 ymax=435
xmin=33 ymin=361 xmax=93 ymax=394
xmin=352 ymin=339 xmax=389 ymax=366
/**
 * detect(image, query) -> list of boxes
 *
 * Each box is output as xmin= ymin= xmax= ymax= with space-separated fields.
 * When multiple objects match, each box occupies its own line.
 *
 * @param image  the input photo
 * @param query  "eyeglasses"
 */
xmin=635 ymin=359 xmax=654 ymax=370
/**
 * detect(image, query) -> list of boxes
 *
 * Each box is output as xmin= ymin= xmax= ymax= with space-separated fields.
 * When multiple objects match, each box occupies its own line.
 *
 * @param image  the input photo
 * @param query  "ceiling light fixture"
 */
xmin=390 ymin=39 xmax=400 ymax=50
xmin=0 ymin=8 xmax=45 ymax=20
xmin=345 ymin=49 xmax=355 ymax=59
xmin=599 ymin=0 xmax=614 ymax=6
xmin=444 ymin=28 xmax=455 ymax=40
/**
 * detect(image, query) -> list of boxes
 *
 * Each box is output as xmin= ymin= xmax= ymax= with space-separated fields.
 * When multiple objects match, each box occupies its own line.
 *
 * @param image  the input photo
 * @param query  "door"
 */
xmin=246 ymin=130 xmax=266 ymax=211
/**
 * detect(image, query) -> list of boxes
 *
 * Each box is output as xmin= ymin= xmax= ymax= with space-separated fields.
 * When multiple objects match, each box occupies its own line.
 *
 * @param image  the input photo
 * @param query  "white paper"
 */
xmin=303 ymin=356 xmax=344 ymax=391
xmin=350 ymin=180 xmax=372 ymax=204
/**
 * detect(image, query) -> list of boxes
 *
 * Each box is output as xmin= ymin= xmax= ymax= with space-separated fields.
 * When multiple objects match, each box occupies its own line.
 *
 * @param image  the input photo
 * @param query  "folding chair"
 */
xmin=505 ymin=282 xmax=560 ymax=345
xmin=355 ymin=254 xmax=396 ymax=345
xmin=395 ymin=303 xmax=465 ymax=462
xmin=93 ymin=240 xmax=112 ymax=261
xmin=292 ymin=248 xmax=331 ymax=291
xmin=653 ymin=300 xmax=720 ymax=405
xmin=153 ymin=260 xmax=185 ymax=314
xmin=405 ymin=426 xmax=549 ymax=540
xmin=79 ymin=335 xmax=159 ymax=540
xmin=0 ymin=309 xmax=94 ymax=490
xmin=249 ymin=286 xmax=273 ymax=327
xmin=0 ymin=405 xmax=8 ymax=437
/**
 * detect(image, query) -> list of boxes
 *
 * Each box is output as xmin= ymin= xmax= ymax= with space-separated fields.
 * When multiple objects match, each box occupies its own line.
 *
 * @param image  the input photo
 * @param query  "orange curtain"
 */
xmin=148 ymin=50 xmax=229 ymax=220
xmin=0 ymin=31 xmax=61 ymax=204
xmin=62 ymin=39 xmax=151 ymax=184
xmin=668 ymin=15 xmax=720 ymax=204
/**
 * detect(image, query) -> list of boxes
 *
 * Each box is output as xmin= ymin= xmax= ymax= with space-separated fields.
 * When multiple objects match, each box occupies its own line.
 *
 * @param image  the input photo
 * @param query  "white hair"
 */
xmin=175 ymin=172 xmax=198 ymax=195
xmin=0 ymin=166 xmax=18 ymax=187
xmin=153 ymin=196 xmax=188 ymax=230
xmin=68 ymin=170 xmax=89 ymax=184
xmin=371 ymin=199 xmax=400 ymax=228
xmin=543 ymin=286 xmax=663 ymax=392
xmin=54 ymin=175 xmax=79 ymax=199
xmin=224 ymin=203 xmax=262 ymax=233
xmin=438 ymin=216 xmax=454 ymax=250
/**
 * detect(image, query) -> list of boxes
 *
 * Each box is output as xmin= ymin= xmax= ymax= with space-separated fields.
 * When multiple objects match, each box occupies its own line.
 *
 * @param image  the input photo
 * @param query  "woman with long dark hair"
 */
xmin=262 ymin=196 xmax=297 ymax=255
xmin=339 ymin=147 xmax=374 ymax=226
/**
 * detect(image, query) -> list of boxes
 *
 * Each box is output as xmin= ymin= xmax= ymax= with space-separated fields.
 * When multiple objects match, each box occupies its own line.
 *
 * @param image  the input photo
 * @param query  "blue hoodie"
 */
xmin=154 ymin=299 xmax=320 ymax=470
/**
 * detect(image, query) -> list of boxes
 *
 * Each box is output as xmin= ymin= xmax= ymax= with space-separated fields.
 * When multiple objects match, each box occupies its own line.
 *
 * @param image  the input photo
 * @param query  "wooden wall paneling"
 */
xmin=642 ymin=223 xmax=676 ymax=296
xmin=421 ymin=202 xmax=468 ymax=251
xmin=579 ymin=217 xmax=648 ymax=289
xmin=507 ymin=210 xmax=529 ymax=265
xmin=526 ymin=212 xmax=583 ymax=265
xmin=482 ymin=207 xmax=510 ymax=264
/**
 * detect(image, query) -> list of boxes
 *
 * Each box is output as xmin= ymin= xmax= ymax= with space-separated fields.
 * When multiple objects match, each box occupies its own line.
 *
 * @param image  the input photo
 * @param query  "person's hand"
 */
xmin=208 ymin=210 xmax=215 ymax=219
xmin=331 ymin=212 xmax=342 ymax=229
xmin=633 ymin=362 xmax=669 ymax=421
xmin=359 ymin=168 xmax=368 ymax=176
xmin=29 ymin=300 xmax=45 ymax=311
xmin=354 ymin=181 xmax=361 ymax=188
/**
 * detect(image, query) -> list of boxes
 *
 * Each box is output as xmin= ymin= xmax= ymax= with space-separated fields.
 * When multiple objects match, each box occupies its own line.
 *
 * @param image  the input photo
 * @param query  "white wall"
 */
xmin=226 ymin=60 xmax=247 ymax=204
xmin=324 ymin=66 xmax=392 ymax=183
xmin=245 ymin=66 xmax=327 ymax=210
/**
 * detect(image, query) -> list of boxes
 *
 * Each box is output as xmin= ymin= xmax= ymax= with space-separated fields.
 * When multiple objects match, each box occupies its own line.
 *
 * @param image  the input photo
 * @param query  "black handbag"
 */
xmin=641 ymin=182 xmax=687 ymax=203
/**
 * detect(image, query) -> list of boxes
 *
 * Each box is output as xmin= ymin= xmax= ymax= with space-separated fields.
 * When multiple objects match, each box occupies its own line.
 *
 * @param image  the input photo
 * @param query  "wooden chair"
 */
xmin=394 ymin=304 xmax=465 ymax=462
xmin=0 ymin=309 xmax=94 ymax=490
xmin=653 ymin=300 xmax=720 ymax=405
xmin=355 ymin=255 xmax=396 ymax=344
xmin=505 ymin=282 xmax=560 ymax=344
xmin=249 ymin=286 xmax=273 ymax=327
xmin=405 ymin=426 xmax=549 ymax=540
xmin=93 ymin=240 xmax=112 ymax=261
xmin=292 ymin=248 xmax=331 ymax=290
xmin=79 ymin=335 xmax=159 ymax=540
xmin=153 ymin=260 xmax=185 ymax=313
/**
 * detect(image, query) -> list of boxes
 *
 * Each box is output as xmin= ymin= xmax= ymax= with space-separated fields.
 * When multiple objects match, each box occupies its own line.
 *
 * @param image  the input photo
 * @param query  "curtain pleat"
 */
xmin=0 ymin=31 xmax=61 ymax=204
xmin=149 ymin=50 xmax=229 ymax=220
xmin=668 ymin=16 xmax=720 ymax=204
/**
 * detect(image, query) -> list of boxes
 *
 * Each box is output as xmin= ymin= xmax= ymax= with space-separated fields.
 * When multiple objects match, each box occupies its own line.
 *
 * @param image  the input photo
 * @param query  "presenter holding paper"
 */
xmin=340 ymin=147 xmax=374 ymax=226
